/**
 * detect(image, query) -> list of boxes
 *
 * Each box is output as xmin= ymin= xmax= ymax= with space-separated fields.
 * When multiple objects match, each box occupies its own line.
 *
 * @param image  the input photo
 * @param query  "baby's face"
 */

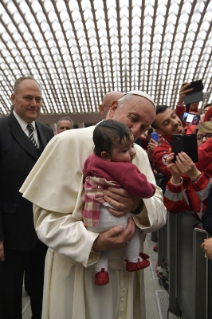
xmin=110 ymin=134 xmax=136 ymax=163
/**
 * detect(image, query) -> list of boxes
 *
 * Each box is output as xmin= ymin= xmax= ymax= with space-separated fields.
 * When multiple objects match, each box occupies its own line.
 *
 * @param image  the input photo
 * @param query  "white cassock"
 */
xmin=20 ymin=124 xmax=167 ymax=319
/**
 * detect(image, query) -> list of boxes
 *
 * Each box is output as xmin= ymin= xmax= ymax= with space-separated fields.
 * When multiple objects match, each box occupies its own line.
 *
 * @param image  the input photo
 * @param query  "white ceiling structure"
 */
xmin=0 ymin=0 xmax=211 ymax=126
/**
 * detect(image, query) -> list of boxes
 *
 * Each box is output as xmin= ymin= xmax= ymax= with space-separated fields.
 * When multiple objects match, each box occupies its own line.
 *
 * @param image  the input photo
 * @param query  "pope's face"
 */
xmin=11 ymin=79 xmax=42 ymax=123
xmin=108 ymin=96 xmax=155 ymax=140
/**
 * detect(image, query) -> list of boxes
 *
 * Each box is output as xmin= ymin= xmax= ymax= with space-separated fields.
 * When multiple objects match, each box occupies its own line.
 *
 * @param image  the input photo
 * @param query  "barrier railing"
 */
xmin=158 ymin=211 xmax=211 ymax=319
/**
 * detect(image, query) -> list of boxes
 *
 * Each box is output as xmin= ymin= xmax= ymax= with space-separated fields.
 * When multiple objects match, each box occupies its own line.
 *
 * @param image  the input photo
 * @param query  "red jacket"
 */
xmin=153 ymin=135 xmax=172 ymax=179
xmin=204 ymin=106 xmax=212 ymax=122
xmin=160 ymin=136 xmax=212 ymax=218
xmin=153 ymin=105 xmax=197 ymax=179
xmin=158 ymin=105 xmax=212 ymax=219
xmin=164 ymin=173 xmax=212 ymax=219
xmin=153 ymin=132 xmax=212 ymax=180
xmin=195 ymin=137 xmax=212 ymax=175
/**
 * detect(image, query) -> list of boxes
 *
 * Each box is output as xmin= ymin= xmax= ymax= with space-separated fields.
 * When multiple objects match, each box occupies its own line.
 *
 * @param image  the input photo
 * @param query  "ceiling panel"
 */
xmin=0 ymin=0 xmax=211 ymax=121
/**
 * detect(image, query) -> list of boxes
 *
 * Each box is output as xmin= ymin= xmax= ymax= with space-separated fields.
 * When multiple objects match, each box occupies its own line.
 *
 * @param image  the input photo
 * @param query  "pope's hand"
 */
xmin=92 ymin=217 xmax=135 ymax=252
xmin=103 ymin=187 xmax=142 ymax=217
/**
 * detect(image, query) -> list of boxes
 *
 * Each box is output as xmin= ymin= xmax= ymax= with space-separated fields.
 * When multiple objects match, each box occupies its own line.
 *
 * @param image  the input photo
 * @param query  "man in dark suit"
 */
xmin=0 ymin=76 xmax=54 ymax=319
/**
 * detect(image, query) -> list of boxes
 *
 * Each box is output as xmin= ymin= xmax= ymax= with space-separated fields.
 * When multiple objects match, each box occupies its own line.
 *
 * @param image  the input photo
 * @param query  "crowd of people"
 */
xmin=0 ymin=75 xmax=211 ymax=319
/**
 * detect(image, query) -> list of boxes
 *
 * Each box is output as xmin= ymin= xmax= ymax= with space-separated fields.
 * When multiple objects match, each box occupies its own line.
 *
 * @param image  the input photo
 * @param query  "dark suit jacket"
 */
xmin=0 ymin=113 xmax=54 ymax=250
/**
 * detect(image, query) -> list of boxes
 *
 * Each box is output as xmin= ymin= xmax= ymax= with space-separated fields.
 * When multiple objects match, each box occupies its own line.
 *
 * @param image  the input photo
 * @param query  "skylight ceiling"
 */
xmin=0 ymin=0 xmax=211 ymax=117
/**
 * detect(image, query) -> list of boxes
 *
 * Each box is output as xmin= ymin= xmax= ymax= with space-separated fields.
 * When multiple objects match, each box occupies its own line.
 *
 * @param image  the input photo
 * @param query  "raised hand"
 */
xmin=147 ymin=139 xmax=158 ymax=162
xmin=178 ymin=82 xmax=193 ymax=105
xmin=166 ymin=152 xmax=182 ymax=184
xmin=201 ymin=238 xmax=212 ymax=260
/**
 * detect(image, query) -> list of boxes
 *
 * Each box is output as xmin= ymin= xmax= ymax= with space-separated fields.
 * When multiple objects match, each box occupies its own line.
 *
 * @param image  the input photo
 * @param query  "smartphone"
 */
xmin=171 ymin=134 xmax=198 ymax=163
xmin=150 ymin=132 xmax=159 ymax=143
xmin=186 ymin=80 xmax=203 ymax=92
xmin=184 ymin=80 xmax=203 ymax=104
xmin=181 ymin=112 xmax=200 ymax=125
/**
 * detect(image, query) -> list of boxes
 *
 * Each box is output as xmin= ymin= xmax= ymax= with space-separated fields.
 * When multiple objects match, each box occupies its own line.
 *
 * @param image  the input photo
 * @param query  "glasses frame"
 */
xmin=197 ymin=133 xmax=212 ymax=141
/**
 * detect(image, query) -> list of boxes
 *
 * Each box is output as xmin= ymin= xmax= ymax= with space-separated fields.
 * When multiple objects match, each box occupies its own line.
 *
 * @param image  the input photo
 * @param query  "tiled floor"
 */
xmin=22 ymin=288 xmax=31 ymax=319
xmin=144 ymin=234 xmax=167 ymax=319
xmin=144 ymin=234 xmax=183 ymax=319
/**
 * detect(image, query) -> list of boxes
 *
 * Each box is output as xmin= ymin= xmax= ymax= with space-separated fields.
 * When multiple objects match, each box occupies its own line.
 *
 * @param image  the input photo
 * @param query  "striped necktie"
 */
xmin=27 ymin=124 xmax=38 ymax=148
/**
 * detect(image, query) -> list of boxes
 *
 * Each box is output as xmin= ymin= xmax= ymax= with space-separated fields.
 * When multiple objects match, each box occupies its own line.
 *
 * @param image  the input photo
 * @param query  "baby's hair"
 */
xmin=93 ymin=120 xmax=133 ymax=157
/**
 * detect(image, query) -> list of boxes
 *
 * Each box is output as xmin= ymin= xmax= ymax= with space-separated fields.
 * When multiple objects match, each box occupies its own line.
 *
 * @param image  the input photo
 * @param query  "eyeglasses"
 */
xmin=197 ymin=133 xmax=212 ymax=141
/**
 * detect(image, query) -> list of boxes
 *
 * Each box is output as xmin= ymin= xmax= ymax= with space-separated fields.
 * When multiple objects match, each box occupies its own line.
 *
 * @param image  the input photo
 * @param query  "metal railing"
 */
xmin=158 ymin=211 xmax=211 ymax=319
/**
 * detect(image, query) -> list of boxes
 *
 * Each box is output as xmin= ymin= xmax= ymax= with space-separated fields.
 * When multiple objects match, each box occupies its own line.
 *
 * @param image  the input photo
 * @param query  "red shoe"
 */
xmin=125 ymin=258 xmax=150 ymax=272
xmin=153 ymin=244 xmax=158 ymax=252
xmin=140 ymin=252 xmax=150 ymax=259
xmin=95 ymin=268 xmax=109 ymax=286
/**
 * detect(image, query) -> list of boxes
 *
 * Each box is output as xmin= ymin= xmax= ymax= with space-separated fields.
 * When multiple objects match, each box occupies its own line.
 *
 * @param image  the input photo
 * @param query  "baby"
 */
xmin=83 ymin=119 xmax=156 ymax=285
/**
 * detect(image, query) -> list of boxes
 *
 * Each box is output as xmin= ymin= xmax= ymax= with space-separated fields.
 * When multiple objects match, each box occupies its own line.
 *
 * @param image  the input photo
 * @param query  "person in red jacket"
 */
xmin=151 ymin=82 xmax=199 ymax=179
xmin=151 ymin=102 xmax=206 ymax=180
xmin=175 ymin=84 xmax=212 ymax=125
xmin=164 ymin=121 xmax=212 ymax=220
xmin=151 ymin=104 xmax=185 ymax=179
xmin=174 ymin=82 xmax=199 ymax=126
xmin=201 ymin=103 xmax=212 ymax=122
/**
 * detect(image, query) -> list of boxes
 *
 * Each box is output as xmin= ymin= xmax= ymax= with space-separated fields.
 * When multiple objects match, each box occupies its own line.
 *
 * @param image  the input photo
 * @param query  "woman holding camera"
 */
xmin=164 ymin=121 xmax=212 ymax=220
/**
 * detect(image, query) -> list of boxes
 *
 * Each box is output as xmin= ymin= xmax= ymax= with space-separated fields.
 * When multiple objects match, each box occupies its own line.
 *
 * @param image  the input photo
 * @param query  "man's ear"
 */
xmin=101 ymin=151 xmax=111 ymax=161
xmin=108 ymin=102 xmax=118 ymax=119
xmin=11 ymin=94 xmax=15 ymax=105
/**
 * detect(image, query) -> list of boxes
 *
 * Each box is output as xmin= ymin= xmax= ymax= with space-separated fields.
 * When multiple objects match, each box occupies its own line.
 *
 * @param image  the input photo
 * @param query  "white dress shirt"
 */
xmin=13 ymin=110 xmax=39 ymax=147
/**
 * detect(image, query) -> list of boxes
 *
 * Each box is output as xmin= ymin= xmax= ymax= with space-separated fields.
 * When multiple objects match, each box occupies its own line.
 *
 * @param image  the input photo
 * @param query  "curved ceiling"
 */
xmin=0 ymin=0 xmax=211 ymax=123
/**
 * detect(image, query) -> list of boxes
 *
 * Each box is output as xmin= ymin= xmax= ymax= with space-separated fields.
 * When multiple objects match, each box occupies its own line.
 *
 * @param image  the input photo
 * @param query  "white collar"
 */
xmin=13 ymin=110 xmax=35 ymax=131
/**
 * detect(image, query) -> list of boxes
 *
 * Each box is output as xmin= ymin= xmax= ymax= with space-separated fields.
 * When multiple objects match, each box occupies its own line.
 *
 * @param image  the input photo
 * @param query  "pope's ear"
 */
xmin=101 ymin=151 xmax=111 ymax=161
xmin=108 ymin=103 xmax=118 ymax=119
xmin=99 ymin=104 xmax=104 ymax=116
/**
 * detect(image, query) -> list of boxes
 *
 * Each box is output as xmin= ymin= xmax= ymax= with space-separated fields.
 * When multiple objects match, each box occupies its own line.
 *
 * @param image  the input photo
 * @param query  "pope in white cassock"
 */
xmin=20 ymin=91 xmax=167 ymax=319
